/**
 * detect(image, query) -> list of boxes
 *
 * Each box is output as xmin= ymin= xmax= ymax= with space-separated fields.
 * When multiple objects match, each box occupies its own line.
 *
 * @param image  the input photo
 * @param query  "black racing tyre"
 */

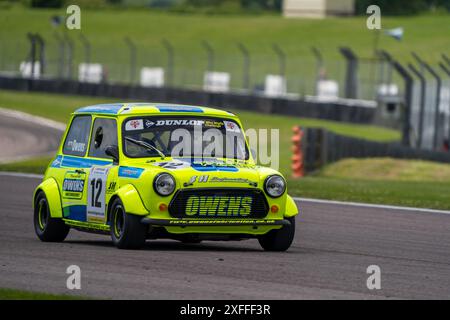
xmin=110 ymin=198 xmax=147 ymax=249
xmin=258 ymin=217 xmax=296 ymax=252
xmin=34 ymin=191 xmax=70 ymax=242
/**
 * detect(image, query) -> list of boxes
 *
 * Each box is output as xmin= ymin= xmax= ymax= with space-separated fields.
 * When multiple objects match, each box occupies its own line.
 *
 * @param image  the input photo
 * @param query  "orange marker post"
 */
xmin=291 ymin=126 xmax=304 ymax=178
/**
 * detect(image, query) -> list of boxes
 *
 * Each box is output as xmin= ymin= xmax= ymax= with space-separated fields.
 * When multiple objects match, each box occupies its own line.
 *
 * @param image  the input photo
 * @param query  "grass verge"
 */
xmin=288 ymin=177 xmax=450 ymax=210
xmin=0 ymin=156 xmax=51 ymax=174
xmin=0 ymin=288 xmax=87 ymax=300
xmin=320 ymin=158 xmax=450 ymax=182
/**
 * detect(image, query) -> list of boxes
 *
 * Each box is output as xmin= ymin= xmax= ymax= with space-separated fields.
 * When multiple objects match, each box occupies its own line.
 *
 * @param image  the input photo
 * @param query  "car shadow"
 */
xmin=64 ymin=239 xmax=262 ymax=252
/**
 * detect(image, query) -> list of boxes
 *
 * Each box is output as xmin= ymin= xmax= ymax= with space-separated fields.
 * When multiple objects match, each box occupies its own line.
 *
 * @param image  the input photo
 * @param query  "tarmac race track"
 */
xmin=0 ymin=174 xmax=449 ymax=299
xmin=0 ymin=109 xmax=63 ymax=163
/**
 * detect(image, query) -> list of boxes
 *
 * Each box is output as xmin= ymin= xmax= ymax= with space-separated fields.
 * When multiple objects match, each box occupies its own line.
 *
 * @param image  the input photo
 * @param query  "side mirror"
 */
xmin=105 ymin=145 xmax=119 ymax=164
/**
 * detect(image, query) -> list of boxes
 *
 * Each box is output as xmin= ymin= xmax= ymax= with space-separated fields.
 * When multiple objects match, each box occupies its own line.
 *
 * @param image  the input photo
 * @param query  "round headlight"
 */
xmin=153 ymin=173 xmax=176 ymax=196
xmin=264 ymin=175 xmax=286 ymax=198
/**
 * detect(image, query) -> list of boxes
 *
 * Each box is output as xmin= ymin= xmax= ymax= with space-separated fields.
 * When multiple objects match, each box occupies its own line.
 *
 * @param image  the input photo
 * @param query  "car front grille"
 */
xmin=168 ymin=188 xmax=269 ymax=219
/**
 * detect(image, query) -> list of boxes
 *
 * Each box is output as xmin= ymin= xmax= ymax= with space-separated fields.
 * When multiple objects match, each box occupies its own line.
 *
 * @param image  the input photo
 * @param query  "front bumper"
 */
xmin=141 ymin=218 xmax=290 ymax=228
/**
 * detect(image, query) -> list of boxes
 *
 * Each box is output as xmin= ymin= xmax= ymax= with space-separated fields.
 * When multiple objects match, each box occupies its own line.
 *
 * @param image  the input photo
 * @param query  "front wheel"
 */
xmin=258 ymin=217 xmax=296 ymax=252
xmin=34 ymin=191 xmax=70 ymax=242
xmin=110 ymin=198 xmax=147 ymax=249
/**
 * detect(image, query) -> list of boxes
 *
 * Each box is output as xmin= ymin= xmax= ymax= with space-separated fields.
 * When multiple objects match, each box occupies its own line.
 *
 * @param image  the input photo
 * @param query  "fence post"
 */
xmin=439 ymin=62 xmax=450 ymax=143
xmin=34 ymin=33 xmax=45 ymax=76
xmin=237 ymin=42 xmax=250 ymax=91
xmin=53 ymin=32 xmax=65 ymax=79
xmin=392 ymin=60 xmax=414 ymax=147
xmin=201 ymin=40 xmax=214 ymax=72
xmin=377 ymin=50 xmax=393 ymax=86
xmin=443 ymin=54 xmax=450 ymax=68
xmin=63 ymin=32 xmax=74 ymax=80
xmin=79 ymin=33 xmax=91 ymax=65
xmin=339 ymin=47 xmax=358 ymax=99
xmin=26 ymin=33 xmax=37 ymax=78
xmin=124 ymin=37 xmax=136 ymax=85
xmin=408 ymin=63 xmax=426 ymax=148
xmin=311 ymin=46 xmax=324 ymax=95
xmin=412 ymin=52 xmax=443 ymax=150
xmin=272 ymin=44 xmax=286 ymax=78
xmin=162 ymin=39 xmax=174 ymax=87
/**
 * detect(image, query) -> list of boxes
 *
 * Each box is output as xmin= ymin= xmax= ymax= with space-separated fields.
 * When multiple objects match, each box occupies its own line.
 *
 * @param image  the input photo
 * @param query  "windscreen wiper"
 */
xmin=125 ymin=136 xmax=166 ymax=159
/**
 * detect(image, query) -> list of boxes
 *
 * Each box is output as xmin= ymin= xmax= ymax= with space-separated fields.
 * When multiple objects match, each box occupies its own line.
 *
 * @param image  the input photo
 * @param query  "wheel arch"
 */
xmin=107 ymin=184 xmax=149 ymax=222
xmin=33 ymin=178 xmax=63 ymax=218
xmin=284 ymin=195 xmax=299 ymax=218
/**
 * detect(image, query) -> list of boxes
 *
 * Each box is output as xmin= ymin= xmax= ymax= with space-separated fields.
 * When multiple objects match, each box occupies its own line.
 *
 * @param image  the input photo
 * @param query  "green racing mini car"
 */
xmin=33 ymin=103 xmax=299 ymax=251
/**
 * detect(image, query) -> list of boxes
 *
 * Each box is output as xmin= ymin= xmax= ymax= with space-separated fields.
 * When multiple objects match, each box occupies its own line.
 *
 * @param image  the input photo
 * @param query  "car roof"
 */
xmin=73 ymin=103 xmax=236 ymax=118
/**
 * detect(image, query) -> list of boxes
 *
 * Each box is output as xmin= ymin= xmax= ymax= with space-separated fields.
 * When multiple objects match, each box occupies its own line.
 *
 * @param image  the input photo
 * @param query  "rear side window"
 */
xmin=63 ymin=116 xmax=92 ymax=157
xmin=88 ymin=118 xmax=118 ymax=159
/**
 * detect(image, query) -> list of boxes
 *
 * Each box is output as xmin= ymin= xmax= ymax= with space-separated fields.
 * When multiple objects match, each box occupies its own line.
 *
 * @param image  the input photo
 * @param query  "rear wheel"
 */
xmin=34 ymin=191 xmax=70 ymax=242
xmin=258 ymin=217 xmax=296 ymax=252
xmin=110 ymin=198 xmax=147 ymax=249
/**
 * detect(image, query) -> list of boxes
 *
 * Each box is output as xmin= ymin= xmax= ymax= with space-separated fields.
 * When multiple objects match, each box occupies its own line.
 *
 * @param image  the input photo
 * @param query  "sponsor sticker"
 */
xmin=185 ymin=195 xmax=253 ymax=217
xmin=204 ymin=120 xmax=224 ymax=128
xmin=125 ymin=119 xmax=144 ymax=131
xmin=155 ymin=119 xmax=204 ymax=127
xmin=223 ymin=120 xmax=240 ymax=133
xmin=118 ymin=166 xmax=145 ymax=178
xmin=62 ymin=171 xmax=86 ymax=199
xmin=145 ymin=119 xmax=155 ymax=128
xmin=67 ymin=140 xmax=86 ymax=152
xmin=153 ymin=160 xmax=191 ymax=170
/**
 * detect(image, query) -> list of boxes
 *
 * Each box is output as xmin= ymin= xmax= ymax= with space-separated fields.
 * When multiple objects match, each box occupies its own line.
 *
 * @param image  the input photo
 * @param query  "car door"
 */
xmin=85 ymin=116 xmax=118 ymax=224
xmin=58 ymin=115 xmax=93 ymax=222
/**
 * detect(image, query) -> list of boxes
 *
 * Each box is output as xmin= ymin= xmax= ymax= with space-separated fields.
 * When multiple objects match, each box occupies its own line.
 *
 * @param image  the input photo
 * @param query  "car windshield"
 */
xmin=122 ymin=116 xmax=249 ymax=160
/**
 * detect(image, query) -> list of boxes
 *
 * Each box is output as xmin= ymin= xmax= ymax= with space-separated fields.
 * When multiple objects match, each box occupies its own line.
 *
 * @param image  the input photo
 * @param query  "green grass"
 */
xmin=286 ymin=157 xmax=450 ymax=210
xmin=0 ymin=156 xmax=51 ymax=174
xmin=320 ymin=157 xmax=450 ymax=182
xmin=0 ymin=288 xmax=87 ymax=300
xmin=0 ymin=89 xmax=400 ymax=175
xmin=288 ymin=177 xmax=450 ymax=210
xmin=0 ymin=90 xmax=116 ymax=122
xmin=0 ymin=8 xmax=448 ymax=94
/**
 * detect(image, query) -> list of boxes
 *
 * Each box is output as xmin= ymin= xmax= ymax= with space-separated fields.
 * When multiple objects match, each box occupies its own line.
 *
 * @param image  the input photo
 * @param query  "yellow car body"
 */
xmin=33 ymin=103 xmax=298 ymax=250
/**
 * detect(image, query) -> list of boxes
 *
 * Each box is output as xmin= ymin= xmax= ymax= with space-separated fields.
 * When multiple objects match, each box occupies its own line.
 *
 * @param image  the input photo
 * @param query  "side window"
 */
xmin=63 ymin=116 xmax=92 ymax=157
xmin=88 ymin=118 xmax=118 ymax=159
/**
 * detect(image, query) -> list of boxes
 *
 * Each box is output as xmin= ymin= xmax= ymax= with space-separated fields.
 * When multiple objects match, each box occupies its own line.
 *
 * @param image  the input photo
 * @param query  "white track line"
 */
xmin=0 ymin=171 xmax=44 ymax=179
xmin=294 ymin=197 xmax=450 ymax=216
xmin=1 ymin=171 xmax=449 ymax=216
xmin=0 ymin=107 xmax=66 ymax=131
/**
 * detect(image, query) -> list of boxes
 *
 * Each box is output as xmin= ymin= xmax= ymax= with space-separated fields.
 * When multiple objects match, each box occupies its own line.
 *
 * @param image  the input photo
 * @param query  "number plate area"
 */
xmin=87 ymin=166 xmax=110 ymax=223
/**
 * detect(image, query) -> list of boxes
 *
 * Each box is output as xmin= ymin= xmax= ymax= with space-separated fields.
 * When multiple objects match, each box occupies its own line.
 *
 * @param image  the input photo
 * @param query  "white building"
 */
xmin=283 ymin=0 xmax=355 ymax=18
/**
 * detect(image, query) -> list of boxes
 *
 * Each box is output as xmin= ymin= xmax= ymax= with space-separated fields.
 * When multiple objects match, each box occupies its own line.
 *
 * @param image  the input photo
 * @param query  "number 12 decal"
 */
xmin=90 ymin=178 xmax=103 ymax=208
xmin=87 ymin=167 xmax=110 ymax=223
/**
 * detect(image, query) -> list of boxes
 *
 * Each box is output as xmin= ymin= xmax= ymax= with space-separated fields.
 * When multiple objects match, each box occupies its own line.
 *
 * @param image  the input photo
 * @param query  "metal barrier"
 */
xmin=300 ymin=128 xmax=450 ymax=173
